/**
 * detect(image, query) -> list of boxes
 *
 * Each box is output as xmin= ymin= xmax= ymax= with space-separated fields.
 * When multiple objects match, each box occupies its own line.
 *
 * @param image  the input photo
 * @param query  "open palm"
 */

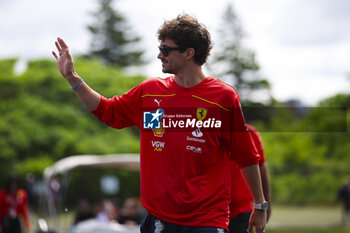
xmin=52 ymin=37 xmax=75 ymax=79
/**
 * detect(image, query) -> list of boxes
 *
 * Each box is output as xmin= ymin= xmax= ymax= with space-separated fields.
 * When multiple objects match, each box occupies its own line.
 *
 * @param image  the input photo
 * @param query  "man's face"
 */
xmin=157 ymin=38 xmax=185 ymax=74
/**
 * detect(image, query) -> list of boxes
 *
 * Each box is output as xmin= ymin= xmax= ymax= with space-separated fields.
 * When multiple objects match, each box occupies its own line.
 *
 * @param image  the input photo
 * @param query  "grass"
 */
xmin=28 ymin=205 xmax=350 ymax=233
xmin=29 ymin=211 xmax=74 ymax=233
xmin=266 ymin=205 xmax=350 ymax=233
xmin=268 ymin=229 xmax=350 ymax=233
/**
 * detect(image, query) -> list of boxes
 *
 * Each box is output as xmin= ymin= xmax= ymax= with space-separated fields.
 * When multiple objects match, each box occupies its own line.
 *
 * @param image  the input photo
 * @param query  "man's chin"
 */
xmin=162 ymin=68 xmax=174 ymax=74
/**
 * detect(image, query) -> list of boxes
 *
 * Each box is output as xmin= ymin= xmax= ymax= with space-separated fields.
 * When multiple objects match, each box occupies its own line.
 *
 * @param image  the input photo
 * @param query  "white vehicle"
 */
xmin=37 ymin=154 xmax=141 ymax=233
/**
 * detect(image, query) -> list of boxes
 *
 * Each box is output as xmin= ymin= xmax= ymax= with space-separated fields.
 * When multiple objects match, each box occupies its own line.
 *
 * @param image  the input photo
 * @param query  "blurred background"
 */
xmin=0 ymin=0 xmax=349 ymax=232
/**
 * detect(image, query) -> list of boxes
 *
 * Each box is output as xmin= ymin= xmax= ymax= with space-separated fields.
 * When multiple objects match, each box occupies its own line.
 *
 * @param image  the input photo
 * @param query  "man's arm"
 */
xmin=241 ymin=164 xmax=267 ymax=233
xmin=260 ymin=162 xmax=271 ymax=222
xmin=52 ymin=37 xmax=101 ymax=111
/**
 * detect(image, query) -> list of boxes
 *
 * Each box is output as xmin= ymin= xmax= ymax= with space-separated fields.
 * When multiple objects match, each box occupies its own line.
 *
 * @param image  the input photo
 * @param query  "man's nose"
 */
xmin=157 ymin=51 xmax=164 ymax=59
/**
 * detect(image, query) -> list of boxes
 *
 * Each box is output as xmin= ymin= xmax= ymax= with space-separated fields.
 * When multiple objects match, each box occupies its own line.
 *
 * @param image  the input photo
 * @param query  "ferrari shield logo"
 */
xmin=196 ymin=108 xmax=207 ymax=121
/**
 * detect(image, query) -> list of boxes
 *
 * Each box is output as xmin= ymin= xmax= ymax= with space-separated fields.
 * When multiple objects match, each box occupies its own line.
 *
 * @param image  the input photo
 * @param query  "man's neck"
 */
xmin=173 ymin=66 xmax=207 ymax=88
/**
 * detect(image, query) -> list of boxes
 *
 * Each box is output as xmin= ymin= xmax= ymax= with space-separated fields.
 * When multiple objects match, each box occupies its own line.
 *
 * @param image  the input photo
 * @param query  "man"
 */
xmin=0 ymin=175 xmax=31 ymax=233
xmin=229 ymin=124 xmax=271 ymax=233
xmin=52 ymin=14 xmax=267 ymax=233
xmin=338 ymin=179 xmax=350 ymax=225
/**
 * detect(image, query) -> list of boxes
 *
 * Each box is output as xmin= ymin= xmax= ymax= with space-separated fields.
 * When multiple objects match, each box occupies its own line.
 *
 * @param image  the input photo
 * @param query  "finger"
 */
xmin=58 ymin=37 xmax=69 ymax=50
xmin=248 ymin=221 xmax=253 ymax=233
xmin=52 ymin=51 xmax=59 ymax=60
xmin=55 ymin=41 xmax=62 ymax=52
xmin=256 ymin=225 xmax=265 ymax=233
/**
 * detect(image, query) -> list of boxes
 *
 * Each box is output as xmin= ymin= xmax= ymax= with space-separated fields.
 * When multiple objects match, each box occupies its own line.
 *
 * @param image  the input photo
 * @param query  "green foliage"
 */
xmin=87 ymin=0 xmax=145 ymax=67
xmin=0 ymin=58 xmax=144 ymax=182
xmin=271 ymin=172 xmax=342 ymax=204
xmin=0 ymin=58 xmax=17 ymax=79
xmin=0 ymin=58 xmax=21 ymax=99
xmin=258 ymin=93 xmax=350 ymax=205
xmin=14 ymin=156 xmax=54 ymax=176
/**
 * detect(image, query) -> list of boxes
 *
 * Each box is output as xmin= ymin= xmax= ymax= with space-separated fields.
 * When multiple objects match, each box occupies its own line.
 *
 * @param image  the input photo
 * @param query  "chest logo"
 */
xmin=152 ymin=141 xmax=165 ymax=151
xmin=152 ymin=124 xmax=165 ymax=137
xmin=154 ymin=99 xmax=162 ymax=106
xmin=196 ymin=107 xmax=207 ymax=121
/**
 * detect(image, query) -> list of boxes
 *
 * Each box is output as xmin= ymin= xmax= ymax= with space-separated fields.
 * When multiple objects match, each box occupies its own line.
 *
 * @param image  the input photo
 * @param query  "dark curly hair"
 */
xmin=5 ymin=174 xmax=19 ymax=192
xmin=157 ymin=14 xmax=213 ymax=65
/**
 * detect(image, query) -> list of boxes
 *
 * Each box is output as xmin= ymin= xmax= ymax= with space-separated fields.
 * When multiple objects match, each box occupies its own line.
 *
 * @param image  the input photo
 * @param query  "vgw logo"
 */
xmin=152 ymin=141 xmax=165 ymax=152
xmin=143 ymin=109 xmax=164 ymax=129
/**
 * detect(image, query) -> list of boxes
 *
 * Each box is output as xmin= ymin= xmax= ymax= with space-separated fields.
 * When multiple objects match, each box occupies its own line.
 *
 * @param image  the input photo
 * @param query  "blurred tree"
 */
xmin=207 ymin=4 xmax=271 ymax=104
xmin=306 ymin=94 xmax=350 ymax=160
xmin=0 ymin=58 xmax=144 ymax=181
xmin=87 ymin=0 xmax=145 ymax=67
xmin=0 ymin=59 xmax=19 ymax=99
xmin=260 ymin=93 xmax=350 ymax=204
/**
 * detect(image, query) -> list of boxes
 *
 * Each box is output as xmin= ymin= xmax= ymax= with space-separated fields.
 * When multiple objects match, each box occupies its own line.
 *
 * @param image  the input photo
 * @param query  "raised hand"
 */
xmin=52 ymin=37 xmax=76 ymax=79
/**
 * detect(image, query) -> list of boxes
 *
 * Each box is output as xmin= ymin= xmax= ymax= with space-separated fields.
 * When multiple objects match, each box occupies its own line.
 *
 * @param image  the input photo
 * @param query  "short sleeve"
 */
xmin=247 ymin=126 xmax=266 ymax=165
xmin=91 ymin=82 xmax=143 ymax=129
xmin=229 ymin=98 xmax=260 ymax=168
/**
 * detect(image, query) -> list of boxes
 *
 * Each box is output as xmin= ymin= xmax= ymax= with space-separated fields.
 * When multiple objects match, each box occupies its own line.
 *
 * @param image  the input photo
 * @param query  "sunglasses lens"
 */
xmin=159 ymin=46 xmax=184 ymax=57
xmin=160 ymin=47 xmax=169 ymax=57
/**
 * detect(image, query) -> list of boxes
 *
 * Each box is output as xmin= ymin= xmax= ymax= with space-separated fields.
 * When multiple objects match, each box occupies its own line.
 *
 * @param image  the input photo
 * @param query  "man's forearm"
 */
xmin=67 ymin=73 xmax=102 ymax=111
xmin=260 ymin=162 xmax=272 ymax=221
xmin=260 ymin=163 xmax=271 ymax=204
xmin=241 ymin=164 xmax=266 ymax=204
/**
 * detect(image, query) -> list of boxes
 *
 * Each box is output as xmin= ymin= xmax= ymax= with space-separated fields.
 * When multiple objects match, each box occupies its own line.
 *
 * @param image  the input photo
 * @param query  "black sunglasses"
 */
xmin=158 ymin=46 xmax=186 ymax=57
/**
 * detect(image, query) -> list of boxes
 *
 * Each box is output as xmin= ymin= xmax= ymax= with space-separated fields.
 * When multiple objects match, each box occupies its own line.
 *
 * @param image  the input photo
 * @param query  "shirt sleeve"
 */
xmin=249 ymin=128 xmax=266 ymax=165
xmin=91 ymin=82 xmax=143 ymax=129
xmin=229 ymin=98 xmax=260 ymax=168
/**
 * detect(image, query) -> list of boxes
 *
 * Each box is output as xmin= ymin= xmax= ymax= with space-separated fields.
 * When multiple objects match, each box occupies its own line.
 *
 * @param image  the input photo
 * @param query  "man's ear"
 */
xmin=184 ymin=48 xmax=195 ymax=60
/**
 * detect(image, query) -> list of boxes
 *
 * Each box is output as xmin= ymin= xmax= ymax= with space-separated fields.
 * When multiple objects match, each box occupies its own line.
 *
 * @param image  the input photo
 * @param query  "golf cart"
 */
xmin=37 ymin=154 xmax=141 ymax=233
